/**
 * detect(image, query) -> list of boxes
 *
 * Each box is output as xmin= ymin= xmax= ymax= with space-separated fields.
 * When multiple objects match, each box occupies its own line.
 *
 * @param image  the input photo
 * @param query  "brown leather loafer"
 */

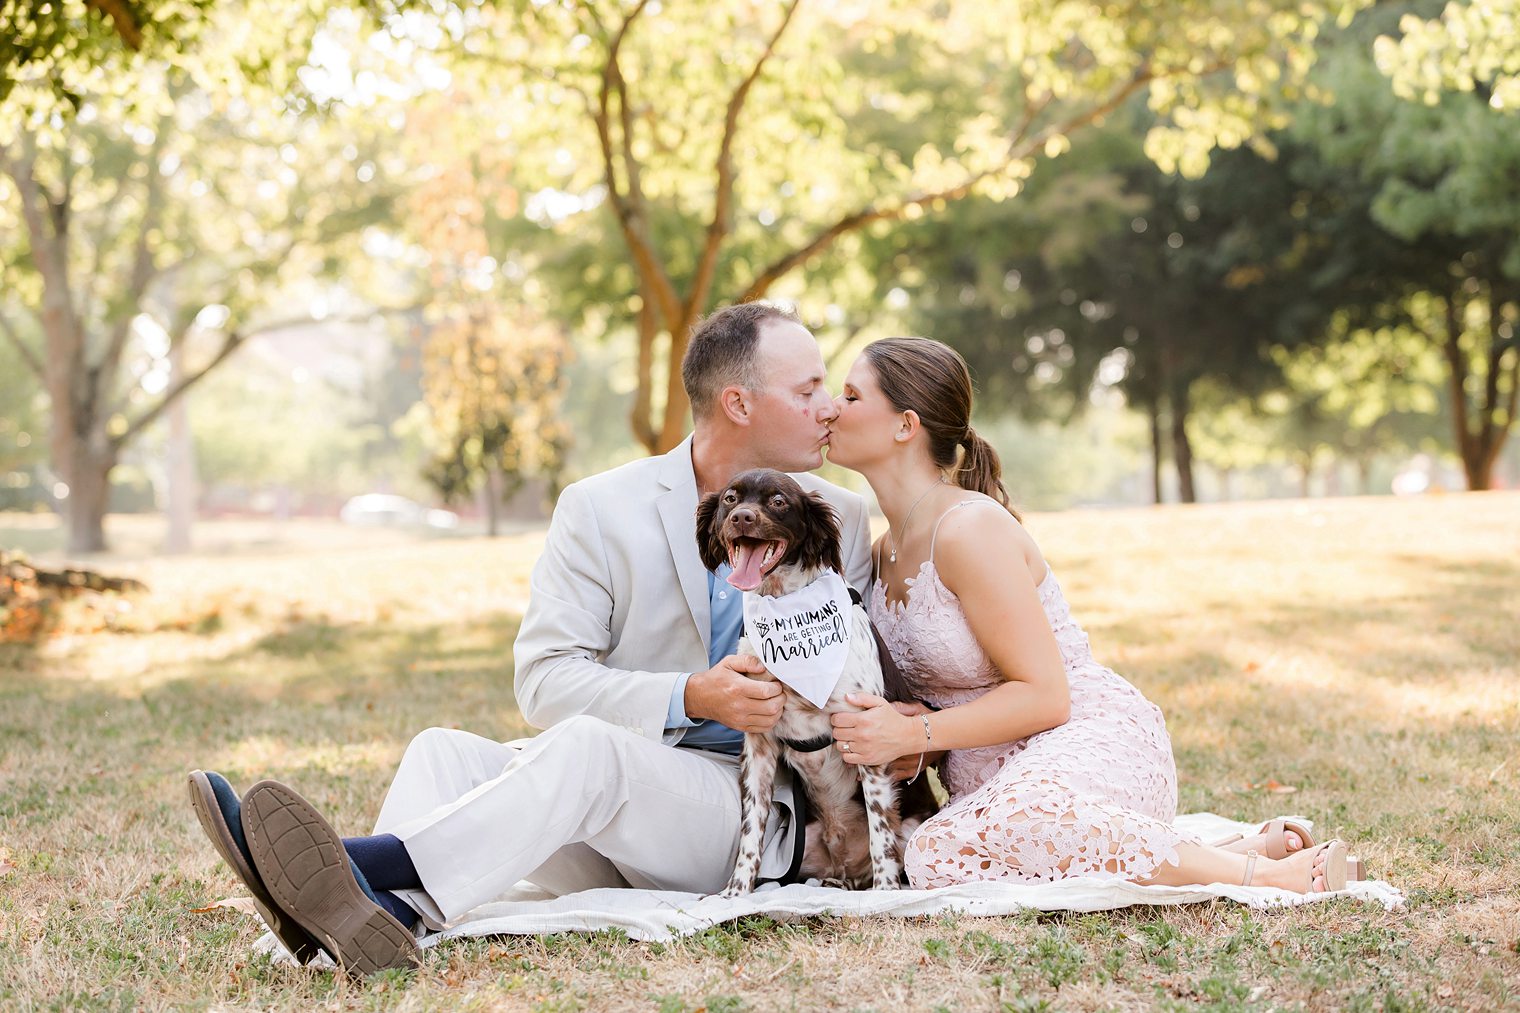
xmin=241 ymin=779 xmax=420 ymax=976
xmin=187 ymin=770 xmax=322 ymax=964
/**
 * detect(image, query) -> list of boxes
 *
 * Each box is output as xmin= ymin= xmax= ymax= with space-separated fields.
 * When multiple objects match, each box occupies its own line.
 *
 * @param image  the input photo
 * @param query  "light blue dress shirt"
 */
xmin=665 ymin=563 xmax=746 ymax=754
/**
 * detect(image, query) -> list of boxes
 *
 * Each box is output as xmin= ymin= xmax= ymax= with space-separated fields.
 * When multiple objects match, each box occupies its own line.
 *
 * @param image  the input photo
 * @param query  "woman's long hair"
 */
xmin=863 ymin=337 xmax=1019 ymax=519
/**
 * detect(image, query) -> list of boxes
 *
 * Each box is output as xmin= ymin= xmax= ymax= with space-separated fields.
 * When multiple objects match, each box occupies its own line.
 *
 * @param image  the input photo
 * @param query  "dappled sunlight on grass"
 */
xmin=214 ymin=736 xmax=404 ymax=782
xmin=2 ymin=493 xmax=1517 ymax=1009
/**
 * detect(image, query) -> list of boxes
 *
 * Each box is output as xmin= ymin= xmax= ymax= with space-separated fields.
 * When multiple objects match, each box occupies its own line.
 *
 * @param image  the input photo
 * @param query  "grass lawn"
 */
xmin=2 ymin=493 xmax=1518 ymax=1011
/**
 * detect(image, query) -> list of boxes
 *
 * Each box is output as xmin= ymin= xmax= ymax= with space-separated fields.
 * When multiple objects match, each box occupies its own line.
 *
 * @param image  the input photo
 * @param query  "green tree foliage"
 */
xmin=395 ymin=88 xmax=570 ymax=533
xmin=0 ymin=9 xmax=399 ymax=551
xmin=871 ymin=127 xmax=1319 ymax=503
xmin=376 ymin=0 xmax=1363 ymax=453
xmin=0 ymin=337 xmax=47 ymax=508
xmin=0 ymin=0 xmax=213 ymax=110
xmin=1265 ymin=320 xmax=1444 ymax=491
xmin=1374 ymin=0 xmax=1520 ymax=111
xmin=414 ymin=306 xmax=569 ymax=535
xmin=1285 ymin=8 xmax=1520 ymax=489
xmin=189 ymin=351 xmax=384 ymax=502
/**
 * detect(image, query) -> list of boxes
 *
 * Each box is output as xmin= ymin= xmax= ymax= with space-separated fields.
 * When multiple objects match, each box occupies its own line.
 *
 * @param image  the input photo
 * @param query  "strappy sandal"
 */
xmin=1214 ymin=818 xmax=1316 ymax=860
xmin=1241 ymin=840 xmax=1349 ymax=893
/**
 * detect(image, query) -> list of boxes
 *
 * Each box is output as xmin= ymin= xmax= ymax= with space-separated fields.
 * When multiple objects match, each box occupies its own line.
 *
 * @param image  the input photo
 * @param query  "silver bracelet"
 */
xmin=905 ymin=714 xmax=933 ymax=786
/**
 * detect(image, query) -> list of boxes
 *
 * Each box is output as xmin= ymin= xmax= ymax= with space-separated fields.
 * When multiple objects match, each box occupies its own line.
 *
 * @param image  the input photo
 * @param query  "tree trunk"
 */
xmin=629 ymin=307 xmax=697 ymax=456
xmin=1437 ymin=287 xmax=1505 ymax=491
xmin=1170 ymin=386 xmax=1196 ymax=504
xmin=655 ymin=312 xmax=696 ymax=453
xmin=1148 ymin=399 xmax=1164 ymax=505
xmin=1464 ymin=448 xmax=1497 ymax=491
xmin=630 ymin=296 xmax=659 ymax=454
xmin=65 ymin=442 xmax=114 ymax=554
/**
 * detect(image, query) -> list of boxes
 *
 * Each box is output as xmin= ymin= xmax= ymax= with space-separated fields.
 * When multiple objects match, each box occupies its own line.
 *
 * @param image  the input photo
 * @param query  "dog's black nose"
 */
xmin=730 ymin=507 xmax=757 ymax=526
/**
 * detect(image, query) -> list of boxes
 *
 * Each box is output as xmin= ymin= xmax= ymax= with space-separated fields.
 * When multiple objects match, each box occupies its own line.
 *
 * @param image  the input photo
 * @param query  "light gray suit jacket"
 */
xmin=513 ymin=435 xmax=874 ymax=743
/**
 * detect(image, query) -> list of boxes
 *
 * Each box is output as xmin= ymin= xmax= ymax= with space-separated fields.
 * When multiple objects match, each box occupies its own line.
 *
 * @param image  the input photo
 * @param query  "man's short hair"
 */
xmin=681 ymin=302 xmax=801 ymax=420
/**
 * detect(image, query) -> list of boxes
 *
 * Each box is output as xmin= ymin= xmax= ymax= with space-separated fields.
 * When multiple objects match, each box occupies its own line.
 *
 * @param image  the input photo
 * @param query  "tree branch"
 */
xmin=741 ymin=64 xmax=1157 ymax=302
xmin=1504 ymin=343 xmax=1519 ymax=436
xmin=1 ymin=137 xmax=84 ymax=386
xmin=1477 ymin=293 xmax=1504 ymax=457
xmin=629 ymin=293 xmax=658 ymax=452
xmin=84 ymin=0 xmax=144 ymax=49
xmin=112 ymin=313 xmax=368 ymax=448
xmin=1442 ymin=288 xmax=1474 ymax=462
xmin=592 ymin=0 xmax=682 ymax=327
xmin=454 ymin=46 xmax=590 ymax=102
xmin=688 ymin=0 xmax=801 ymax=319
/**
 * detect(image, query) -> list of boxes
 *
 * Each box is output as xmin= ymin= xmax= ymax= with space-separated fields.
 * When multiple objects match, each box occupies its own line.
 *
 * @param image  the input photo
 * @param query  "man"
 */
xmin=189 ymin=302 xmax=873 ymax=972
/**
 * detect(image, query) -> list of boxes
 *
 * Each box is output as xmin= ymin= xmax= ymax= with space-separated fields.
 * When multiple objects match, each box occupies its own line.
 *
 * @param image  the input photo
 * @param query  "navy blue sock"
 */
xmin=342 ymin=833 xmax=422 ymax=892
xmin=372 ymin=888 xmax=419 ymax=930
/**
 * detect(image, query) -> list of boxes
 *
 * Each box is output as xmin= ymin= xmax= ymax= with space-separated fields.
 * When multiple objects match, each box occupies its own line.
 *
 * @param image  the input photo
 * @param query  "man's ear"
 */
xmin=719 ymin=385 xmax=752 ymax=426
xmin=894 ymin=409 xmax=920 ymax=443
xmin=695 ymin=492 xmax=728 ymax=572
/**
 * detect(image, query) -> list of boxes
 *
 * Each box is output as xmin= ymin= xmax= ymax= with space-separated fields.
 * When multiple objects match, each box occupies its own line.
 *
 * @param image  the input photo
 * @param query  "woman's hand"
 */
xmin=831 ymin=692 xmax=923 ymax=768
xmin=881 ymin=701 xmax=946 ymax=780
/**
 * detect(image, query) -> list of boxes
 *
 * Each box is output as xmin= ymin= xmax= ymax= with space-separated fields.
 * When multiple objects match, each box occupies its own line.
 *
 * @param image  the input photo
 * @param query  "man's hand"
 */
xmin=684 ymin=655 xmax=783 ymax=732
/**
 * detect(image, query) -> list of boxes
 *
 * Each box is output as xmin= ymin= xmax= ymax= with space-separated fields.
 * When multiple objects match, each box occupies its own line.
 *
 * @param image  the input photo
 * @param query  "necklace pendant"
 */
xmin=888 ymin=549 xmax=897 ymax=563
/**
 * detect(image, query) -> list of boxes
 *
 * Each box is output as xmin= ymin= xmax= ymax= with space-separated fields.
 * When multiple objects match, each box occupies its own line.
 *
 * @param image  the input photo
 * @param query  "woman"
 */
xmin=824 ymin=337 xmax=1351 ymax=893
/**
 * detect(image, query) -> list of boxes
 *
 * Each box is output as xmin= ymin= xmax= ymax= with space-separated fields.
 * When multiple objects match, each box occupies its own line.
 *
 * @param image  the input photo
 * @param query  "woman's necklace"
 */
xmin=886 ymin=477 xmax=947 ymax=564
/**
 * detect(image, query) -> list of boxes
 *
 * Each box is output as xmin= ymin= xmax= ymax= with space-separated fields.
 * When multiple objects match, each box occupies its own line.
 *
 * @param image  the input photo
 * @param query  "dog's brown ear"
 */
xmin=795 ymin=491 xmax=844 ymax=574
xmin=694 ymin=491 xmax=728 ymax=572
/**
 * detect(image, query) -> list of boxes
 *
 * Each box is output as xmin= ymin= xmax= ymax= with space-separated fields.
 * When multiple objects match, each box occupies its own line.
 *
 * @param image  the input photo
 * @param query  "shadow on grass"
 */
xmin=0 ymin=609 xmax=532 ymax=829
xmin=1083 ymin=549 xmax=1520 ymax=689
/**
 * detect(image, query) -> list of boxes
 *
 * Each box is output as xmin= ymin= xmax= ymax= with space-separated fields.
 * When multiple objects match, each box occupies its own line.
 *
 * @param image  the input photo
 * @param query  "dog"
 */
xmin=696 ymin=468 xmax=937 ymax=894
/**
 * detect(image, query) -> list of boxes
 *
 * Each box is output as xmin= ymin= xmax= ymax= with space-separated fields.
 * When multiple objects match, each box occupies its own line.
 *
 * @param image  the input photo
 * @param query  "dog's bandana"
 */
xmin=742 ymin=569 xmax=852 ymax=708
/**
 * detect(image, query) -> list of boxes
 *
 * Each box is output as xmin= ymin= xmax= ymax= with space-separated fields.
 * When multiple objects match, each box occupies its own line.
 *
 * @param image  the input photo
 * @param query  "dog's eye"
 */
xmin=722 ymin=491 xmax=738 ymax=504
xmin=770 ymin=495 xmax=787 ymax=510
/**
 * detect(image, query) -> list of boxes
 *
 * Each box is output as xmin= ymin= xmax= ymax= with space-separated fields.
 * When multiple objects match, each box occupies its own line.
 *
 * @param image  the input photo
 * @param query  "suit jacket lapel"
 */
xmin=656 ymin=436 xmax=711 ymax=657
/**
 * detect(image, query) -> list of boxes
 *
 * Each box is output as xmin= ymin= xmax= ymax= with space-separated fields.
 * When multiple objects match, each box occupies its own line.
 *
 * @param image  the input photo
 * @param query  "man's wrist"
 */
xmin=666 ymin=672 xmax=698 ymax=730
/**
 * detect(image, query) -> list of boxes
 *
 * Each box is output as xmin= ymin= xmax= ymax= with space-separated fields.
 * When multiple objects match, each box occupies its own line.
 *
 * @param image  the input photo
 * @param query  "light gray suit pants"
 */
xmin=371 ymin=716 xmax=797 ymax=928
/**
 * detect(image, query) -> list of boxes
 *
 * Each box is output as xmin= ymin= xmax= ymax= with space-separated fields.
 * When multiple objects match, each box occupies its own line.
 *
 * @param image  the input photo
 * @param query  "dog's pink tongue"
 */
xmin=727 ymin=542 xmax=767 ymax=591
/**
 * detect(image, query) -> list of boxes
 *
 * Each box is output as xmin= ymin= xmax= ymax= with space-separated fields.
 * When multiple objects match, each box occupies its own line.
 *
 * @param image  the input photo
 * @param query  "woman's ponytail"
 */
xmin=956 ymin=427 xmax=1019 ymax=520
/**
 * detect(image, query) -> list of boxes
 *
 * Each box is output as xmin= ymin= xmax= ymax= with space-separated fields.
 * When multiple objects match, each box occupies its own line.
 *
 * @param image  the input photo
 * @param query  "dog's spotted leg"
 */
xmin=860 ymin=766 xmax=904 ymax=890
xmin=722 ymin=731 xmax=779 ymax=897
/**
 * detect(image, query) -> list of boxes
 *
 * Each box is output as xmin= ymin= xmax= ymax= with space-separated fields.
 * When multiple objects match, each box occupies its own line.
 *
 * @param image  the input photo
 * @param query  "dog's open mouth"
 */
xmin=726 ymin=537 xmax=788 ymax=592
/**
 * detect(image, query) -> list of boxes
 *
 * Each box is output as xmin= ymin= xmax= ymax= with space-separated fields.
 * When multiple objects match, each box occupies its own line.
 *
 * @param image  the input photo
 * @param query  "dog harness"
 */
xmin=777 ymin=733 xmax=835 ymax=753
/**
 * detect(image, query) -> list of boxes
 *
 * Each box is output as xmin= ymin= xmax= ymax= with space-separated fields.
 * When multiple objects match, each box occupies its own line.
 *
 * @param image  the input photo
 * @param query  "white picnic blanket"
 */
xmin=250 ymin=812 xmax=1402 ymax=960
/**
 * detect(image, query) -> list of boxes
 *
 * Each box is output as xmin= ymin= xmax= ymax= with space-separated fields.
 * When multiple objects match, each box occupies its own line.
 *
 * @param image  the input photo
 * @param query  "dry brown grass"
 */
xmin=2 ymin=493 xmax=1518 ymax=1011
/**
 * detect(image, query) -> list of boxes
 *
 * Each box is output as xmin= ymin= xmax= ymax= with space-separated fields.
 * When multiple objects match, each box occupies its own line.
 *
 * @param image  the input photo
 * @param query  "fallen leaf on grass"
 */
xmin=0 ymin=848 xmax=16 ymax=876
xmin=191 ymin=896 xmax=260 ymax=916
xmin=1228 ymin=778 xmax=1299 ymax=794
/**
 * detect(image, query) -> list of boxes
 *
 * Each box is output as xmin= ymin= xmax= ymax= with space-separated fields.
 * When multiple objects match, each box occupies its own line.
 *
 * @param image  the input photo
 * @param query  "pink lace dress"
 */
xmin=870 ymin=502 xmax=1194 ymax=889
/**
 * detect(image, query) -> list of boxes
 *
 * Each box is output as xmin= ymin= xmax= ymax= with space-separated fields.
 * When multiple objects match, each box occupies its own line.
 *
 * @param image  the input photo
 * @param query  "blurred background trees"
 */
xmin=1 ymin=0 xmax=1516 ymax=552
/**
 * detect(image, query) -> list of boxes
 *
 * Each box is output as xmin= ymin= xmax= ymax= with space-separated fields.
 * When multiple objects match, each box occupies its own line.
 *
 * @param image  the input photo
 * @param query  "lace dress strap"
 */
xmin=928 ymin=499 xmax=1004 ymax=565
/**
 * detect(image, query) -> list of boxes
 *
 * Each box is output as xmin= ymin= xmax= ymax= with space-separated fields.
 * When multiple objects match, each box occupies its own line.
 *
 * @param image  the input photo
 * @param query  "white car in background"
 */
xmin=339 ymin=493 xmax=460 ymax=530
